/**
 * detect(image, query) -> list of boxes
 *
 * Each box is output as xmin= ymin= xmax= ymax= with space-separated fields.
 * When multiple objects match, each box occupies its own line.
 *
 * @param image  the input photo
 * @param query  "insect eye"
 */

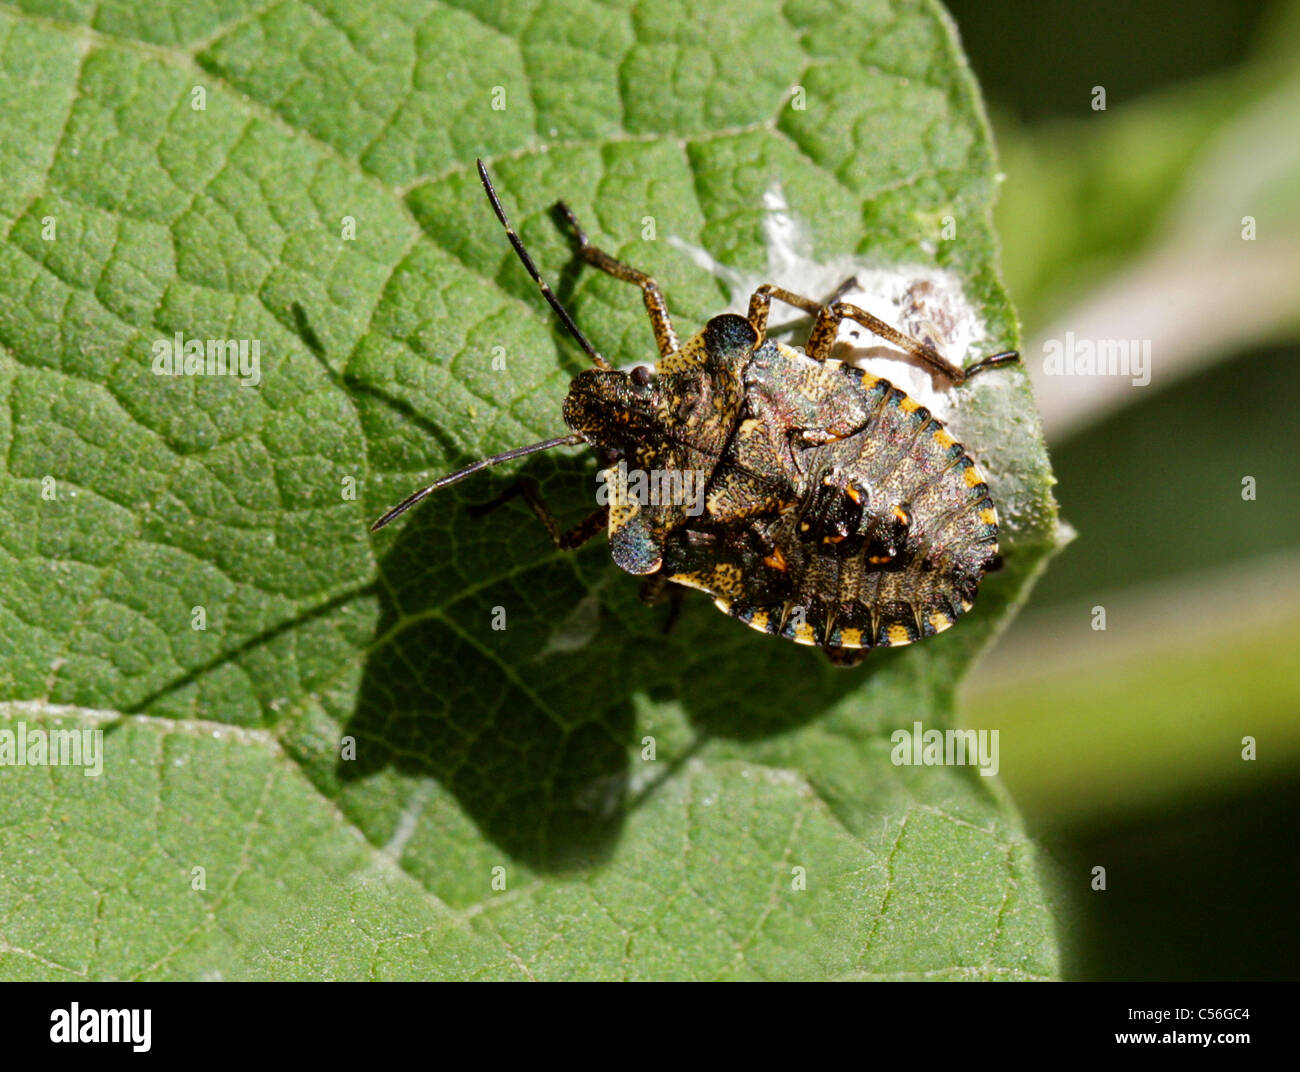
xmin=630 ymin=365 xmax=653 ymax=387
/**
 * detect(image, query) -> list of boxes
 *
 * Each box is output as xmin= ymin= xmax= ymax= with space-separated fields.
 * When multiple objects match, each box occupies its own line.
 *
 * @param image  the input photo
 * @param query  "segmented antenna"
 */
xmin=370 ymin=433 xmax=583 ymax=532
xmin=476 ymin=159 xmax=612 ymax=370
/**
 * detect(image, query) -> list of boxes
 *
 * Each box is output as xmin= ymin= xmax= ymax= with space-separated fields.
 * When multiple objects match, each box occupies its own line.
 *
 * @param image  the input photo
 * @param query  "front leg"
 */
xmin=747 ymin=284 xmax=824 ymax=341
xmin=807 ymin=300 xmax=1019 ymax=381
xmin=746 ymin=278 xmax=862 ymax=341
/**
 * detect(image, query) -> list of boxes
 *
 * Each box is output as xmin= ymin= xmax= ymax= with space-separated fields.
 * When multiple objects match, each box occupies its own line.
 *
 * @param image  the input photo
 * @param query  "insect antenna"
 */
xmin=476 ymin=159 xmax=612 ymax=371
xmin=370 ymin=433 xmax=584 ymax=532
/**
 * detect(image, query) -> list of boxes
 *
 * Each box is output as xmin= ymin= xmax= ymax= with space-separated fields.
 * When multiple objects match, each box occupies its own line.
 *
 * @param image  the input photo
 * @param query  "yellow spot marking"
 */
xmin=899 ymin=396 xmax=920 ymax=413
xmin=845 ymin=484 xmax=862 ymax=505
xmin=792 ymin=622 xmax=817 ymax=645
xmin=964 ymin=465 xmax=984 ymax=488
xmin=928 ymin=611 xmax=952 ymax=634
xmin=824 ymin=533 xmax=846 ymax=545
xmin=961 ymin=600 xmax=973 ymax=612
xmin=713 ymin=597 xmax=732 ymax=614
xmin=868 ymin=554 xmax=893 ymax=565
xmin=763 ymin=547 xmax=788 ymax=571
xmin=891 ymin=505 xmax=910 ymax=526
xmin=887 ymin=623 xmax=912 ymax=645
xmin=840 ymin=627 xmax=863 ymax=647
xmin=933 ymin=428 xmax=957 ymax=449
xmin=707 ymin=563 xmax=744 ymax=598
xmin=738 ymin=418 xmax=760 ymax=435
xmin=979 ymin=507 xmax=997 ymax=526
xmin=749 ymin=611 xmax=770 ymax=631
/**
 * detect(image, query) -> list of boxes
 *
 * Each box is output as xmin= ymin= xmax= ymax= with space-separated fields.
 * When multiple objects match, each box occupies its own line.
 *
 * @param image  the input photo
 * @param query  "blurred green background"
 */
xmin=945 ymin=0 xmax=1300 ymax=979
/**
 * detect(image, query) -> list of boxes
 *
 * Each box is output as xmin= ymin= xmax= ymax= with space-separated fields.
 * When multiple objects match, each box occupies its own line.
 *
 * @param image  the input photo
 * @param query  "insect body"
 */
xmin=372 ymin=161 xmax=1019 ymax=666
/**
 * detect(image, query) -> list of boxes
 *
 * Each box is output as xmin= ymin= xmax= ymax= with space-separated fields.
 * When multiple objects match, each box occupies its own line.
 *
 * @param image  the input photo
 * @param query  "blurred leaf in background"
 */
xmin=947 ymin=0 xmax=1300 ymax=978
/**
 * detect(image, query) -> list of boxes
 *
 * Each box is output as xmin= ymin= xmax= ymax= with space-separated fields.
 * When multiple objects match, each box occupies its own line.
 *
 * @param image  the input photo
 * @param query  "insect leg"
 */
xmin=807 ymin=301 xmax=1019 ymax=381
xmin=746 ymin=284 xmax=825 ymax=340
xmin=638 ymin=573 xmax=685 ymax=634
xmin=553 ymin=202 xmax=680 ymax=358
xmin=748 ymin=279 xmax=867 ymax=341
xmin=637 ymin=571 xmax=668 ymax=605
xmin=826 ymin=276 xmax=863 ymax=303
xmin=468 ymin=478 xmax=608 ymax=550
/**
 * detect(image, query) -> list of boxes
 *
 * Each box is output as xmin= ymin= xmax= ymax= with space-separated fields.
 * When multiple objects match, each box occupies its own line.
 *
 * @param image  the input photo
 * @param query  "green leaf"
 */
xmin=0 ymin=0 xmax=1060 ymax=979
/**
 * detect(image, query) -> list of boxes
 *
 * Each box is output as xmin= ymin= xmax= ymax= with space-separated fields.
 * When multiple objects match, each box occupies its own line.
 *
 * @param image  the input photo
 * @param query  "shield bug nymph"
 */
xmin=371 ymin=160 xmax=1019 ymax=666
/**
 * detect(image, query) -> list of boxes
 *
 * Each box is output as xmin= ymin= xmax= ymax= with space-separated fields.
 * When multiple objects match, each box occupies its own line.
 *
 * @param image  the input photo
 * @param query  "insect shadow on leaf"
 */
xmin=297 ymin=161 xmax=1022 ymax=870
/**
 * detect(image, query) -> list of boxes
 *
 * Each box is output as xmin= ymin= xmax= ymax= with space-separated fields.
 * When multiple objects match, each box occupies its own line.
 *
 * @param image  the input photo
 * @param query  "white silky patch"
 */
xmin=668 ymin=183 xmax=993 ymax=423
